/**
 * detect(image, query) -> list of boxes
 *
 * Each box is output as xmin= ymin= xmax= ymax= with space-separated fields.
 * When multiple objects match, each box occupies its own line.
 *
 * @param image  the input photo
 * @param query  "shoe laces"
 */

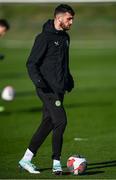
xmin=27 ymin=161 xmax=37 ymax=169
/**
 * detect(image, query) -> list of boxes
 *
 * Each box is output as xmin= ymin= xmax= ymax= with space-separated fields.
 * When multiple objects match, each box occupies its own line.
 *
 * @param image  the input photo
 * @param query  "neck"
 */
xmin=54 ymin=19 xmax=63 ymax=31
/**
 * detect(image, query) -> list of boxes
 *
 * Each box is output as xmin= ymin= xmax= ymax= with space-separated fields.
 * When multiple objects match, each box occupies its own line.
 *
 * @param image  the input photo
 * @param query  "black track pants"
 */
xmin=28 ymin=88 xmax=67 ymax=160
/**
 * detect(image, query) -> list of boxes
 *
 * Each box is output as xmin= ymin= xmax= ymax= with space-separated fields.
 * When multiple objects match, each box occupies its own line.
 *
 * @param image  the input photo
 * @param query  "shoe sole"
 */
xmin=18 ymin=165 xmax=40 ymax=174
xmin=52 ymin=171 xmax=62 ymax=175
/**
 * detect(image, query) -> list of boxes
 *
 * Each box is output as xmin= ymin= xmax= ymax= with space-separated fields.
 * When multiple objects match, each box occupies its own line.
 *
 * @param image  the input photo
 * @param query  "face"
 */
xmin=58 ymin=12 xmax=74 ymax=31
xmin=0 ymin=26 xmax=7 ymax=37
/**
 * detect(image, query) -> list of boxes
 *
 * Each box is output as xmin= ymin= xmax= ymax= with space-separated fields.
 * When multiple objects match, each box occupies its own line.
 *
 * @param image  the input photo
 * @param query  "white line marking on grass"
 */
xmin=74 ymin=137 xmax=88 ymax=141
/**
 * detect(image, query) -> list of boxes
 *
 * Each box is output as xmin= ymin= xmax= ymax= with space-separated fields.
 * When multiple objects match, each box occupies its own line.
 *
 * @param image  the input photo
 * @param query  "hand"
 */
xmin=66 ymin=74 xmax=74 ymax=92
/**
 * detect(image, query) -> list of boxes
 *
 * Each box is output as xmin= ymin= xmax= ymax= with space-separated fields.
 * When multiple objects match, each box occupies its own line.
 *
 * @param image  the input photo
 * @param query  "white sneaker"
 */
xmin=52 ymin=161 xmax=62 ymax=175
xmin=19 ymin=159 xmax=40 ymax=174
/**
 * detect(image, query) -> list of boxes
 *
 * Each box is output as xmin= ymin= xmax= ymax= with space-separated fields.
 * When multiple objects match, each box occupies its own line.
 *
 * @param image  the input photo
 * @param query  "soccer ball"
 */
xmin=1 ymin=86 xmax=15 ymax=101
xmin=67 ymin=155 xmax=87 ymax=175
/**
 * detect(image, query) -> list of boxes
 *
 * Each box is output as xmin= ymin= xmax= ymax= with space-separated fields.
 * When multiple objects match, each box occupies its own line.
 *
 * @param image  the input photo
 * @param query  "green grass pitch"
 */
xmin=0 ymin=3 xmax=116 ymax=178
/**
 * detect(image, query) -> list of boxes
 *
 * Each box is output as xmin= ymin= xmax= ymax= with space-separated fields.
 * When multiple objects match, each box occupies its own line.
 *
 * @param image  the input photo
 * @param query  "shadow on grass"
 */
xmin=84 ymin=170 xmax=104 ymax=175
xmin=39 ymin=160 xmax=116 ymax=176
xmin=40 ymin=167 xmax=71 ymax=175
xmin=88 ymin=160 xmax=116 ymax=170
xmin=84 ymin=160 xmax=116 ymax=176
xmin=39 ymin=167 xmax=104 ymax=176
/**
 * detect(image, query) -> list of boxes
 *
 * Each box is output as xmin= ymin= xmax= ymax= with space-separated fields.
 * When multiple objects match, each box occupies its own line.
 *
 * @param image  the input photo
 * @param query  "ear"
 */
xmin=57 ymin=14 xmax=63 ymax=23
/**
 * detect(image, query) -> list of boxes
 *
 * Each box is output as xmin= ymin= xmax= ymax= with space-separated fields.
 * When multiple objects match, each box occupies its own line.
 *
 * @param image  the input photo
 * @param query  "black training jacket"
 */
xmin=26 ymin=19 xmax=74 ymax=94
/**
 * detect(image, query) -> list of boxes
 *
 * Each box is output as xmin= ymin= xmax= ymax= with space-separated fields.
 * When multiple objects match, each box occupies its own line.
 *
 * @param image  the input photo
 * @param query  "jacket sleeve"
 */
xmin=65 ymin=35 xmax=74 ymax=92
xmin=26 ymin=34 xmax=47 ymax=88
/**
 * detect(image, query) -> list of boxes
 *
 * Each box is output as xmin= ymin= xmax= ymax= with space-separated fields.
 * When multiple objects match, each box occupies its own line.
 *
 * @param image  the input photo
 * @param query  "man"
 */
xmin=19 ymin=4 xmax=75 ymax=175
xmin=0 ymin=19 xmax=10 ymax=60
xmin=0 ymin=19 xmax=10 ymax=112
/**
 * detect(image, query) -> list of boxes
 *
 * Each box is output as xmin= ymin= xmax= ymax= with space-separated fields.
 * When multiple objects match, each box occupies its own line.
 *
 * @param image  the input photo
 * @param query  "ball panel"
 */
xmin=74 ymin=162 xmax=87 ymax=175
xmin=67 ymin=155 xmax=87 ymax=175
xmin=67 ymin=158 xmax=75 ymax=172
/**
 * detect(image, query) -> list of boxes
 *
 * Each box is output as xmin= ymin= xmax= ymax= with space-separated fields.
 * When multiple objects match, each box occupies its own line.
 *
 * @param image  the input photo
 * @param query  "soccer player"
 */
xmin=0 ymin=19 xmax=10 ymax=60
xmin=19 ymin=4 xmax=75 ymax=175
xmin=0 ymin=19 xmax=10 ymax=112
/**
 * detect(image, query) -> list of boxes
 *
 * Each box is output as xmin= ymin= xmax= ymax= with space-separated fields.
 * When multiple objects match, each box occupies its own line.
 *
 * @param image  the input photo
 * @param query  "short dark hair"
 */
xmin=54 ymin=4 xmax=75 ymax=17
xmin=0 ymin=19 xmax=10 ymax=30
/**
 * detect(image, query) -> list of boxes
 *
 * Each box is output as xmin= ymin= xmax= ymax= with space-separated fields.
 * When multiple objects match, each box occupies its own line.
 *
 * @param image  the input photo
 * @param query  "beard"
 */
xmin=60 ymin=22 xmax=71 ymax=31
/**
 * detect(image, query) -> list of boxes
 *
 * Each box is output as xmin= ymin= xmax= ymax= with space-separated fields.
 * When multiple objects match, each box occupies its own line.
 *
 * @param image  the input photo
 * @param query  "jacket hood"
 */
xmin=42 ymin=19 xmax=67 ymax=35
